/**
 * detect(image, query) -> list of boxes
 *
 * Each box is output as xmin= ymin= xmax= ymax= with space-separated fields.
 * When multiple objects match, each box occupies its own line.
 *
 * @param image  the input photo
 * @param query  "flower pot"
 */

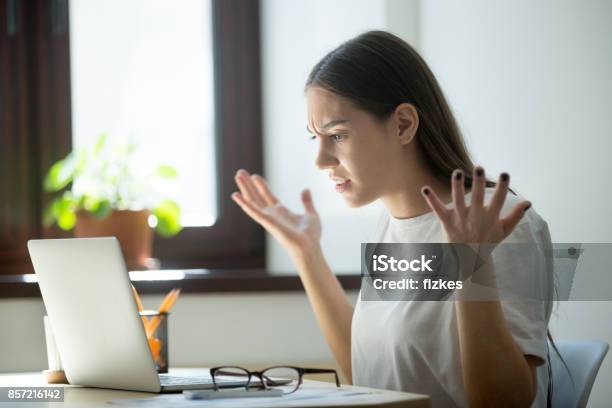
xmin=75 ymin=210 xmax=153 ymax=270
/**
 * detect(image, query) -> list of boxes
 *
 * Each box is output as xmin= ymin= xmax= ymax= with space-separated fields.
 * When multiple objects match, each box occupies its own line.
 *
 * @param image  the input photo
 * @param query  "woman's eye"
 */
xmin=307 ymin=133 xmax=345 ymax=142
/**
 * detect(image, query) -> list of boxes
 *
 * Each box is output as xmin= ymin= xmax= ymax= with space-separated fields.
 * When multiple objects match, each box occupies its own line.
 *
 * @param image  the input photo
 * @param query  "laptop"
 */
xmin=27 ymin=237 xmax=251 ymax=392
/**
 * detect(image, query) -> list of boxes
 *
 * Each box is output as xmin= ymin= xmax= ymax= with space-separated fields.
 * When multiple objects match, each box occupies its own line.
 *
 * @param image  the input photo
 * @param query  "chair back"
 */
xmin=549 ymin=340 xmax=608 ymax=408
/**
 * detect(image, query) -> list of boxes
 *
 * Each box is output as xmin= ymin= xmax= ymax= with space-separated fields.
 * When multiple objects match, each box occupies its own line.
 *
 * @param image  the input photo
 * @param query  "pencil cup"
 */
xmin=42 ymin=316 xmax=68 ymax=384
xmin=140 ymin=310 xmax=169 ymax=373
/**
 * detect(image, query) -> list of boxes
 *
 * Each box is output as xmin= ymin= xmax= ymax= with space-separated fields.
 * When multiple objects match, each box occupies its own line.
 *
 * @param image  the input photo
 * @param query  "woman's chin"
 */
xmin=341 ymin=191 xmax=376 ymax=208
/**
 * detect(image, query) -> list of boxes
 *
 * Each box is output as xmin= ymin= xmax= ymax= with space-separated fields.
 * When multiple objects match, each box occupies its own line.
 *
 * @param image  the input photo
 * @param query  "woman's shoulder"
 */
xmin=368 ymin=209 xmax=391 ymax=242
xmin=484 ymin=187 xmax=551 ymax=243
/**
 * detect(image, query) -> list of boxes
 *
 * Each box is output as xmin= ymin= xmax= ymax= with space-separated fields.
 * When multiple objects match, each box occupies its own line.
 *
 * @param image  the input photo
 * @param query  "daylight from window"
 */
xmin=69 ymin=0 xmax=217 ymax=227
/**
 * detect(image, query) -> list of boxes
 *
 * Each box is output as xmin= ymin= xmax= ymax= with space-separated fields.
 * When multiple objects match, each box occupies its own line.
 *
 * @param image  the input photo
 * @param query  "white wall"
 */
xmin=419 ymin=1 xmax=612 ymax=406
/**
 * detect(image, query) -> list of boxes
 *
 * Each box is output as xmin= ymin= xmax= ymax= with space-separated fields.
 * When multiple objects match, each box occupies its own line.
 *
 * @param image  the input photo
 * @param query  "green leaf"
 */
xmin=83 ymin=195 xmax=100 ymax=212
xmin=43 ymin=161 xmax=63 ymax=192
xmin=46 ymin=191 xmax=77 ymax=230
xmin=75 ymin=194 xmax=87 ymax=210
xmin=126 ymin=142 xmax=138 ymax=155
xmin=154 ymin=165 xmax=177 ymax=179
xmin=73 ymin=148 xmax=88 ymax=175
xmin=43 ymin=202 xmax=57 ymax=227
xmin=81 ymin=196 xmax=112 ymax=218
xmin=43 ymin=153 xmax=76 ymax=192
xmin=93 ymin=132 xmax=108 ymax=155
xmin=153 ymin=199 xmax=182 ymax=237
xmin=57 ymin=210 xmax=76 ymax=230
xmin=91 ymin=200 xmax=112 ymax=219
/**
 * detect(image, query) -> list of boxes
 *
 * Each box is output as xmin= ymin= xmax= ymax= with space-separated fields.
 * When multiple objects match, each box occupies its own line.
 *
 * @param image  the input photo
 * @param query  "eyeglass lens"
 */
xmin=261 ymin=367 xmax=301 ymax=394
xmin=213 ymin=367 xmax=251 ymax=389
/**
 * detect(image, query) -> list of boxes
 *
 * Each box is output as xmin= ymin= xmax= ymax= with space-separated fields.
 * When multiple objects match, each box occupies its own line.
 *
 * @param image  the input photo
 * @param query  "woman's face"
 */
xmin=306 ymin=86 xmax=412 ymax=208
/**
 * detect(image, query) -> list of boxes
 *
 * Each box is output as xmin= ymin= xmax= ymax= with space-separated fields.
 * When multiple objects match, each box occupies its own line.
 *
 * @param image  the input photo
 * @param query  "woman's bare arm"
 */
xmin=293 ymin=245 xmax=354 ymax=383
xmin=422 ymin=167 xmax=537 ymax=406
xmin=231 ymin=170 xmax=354 ymax=381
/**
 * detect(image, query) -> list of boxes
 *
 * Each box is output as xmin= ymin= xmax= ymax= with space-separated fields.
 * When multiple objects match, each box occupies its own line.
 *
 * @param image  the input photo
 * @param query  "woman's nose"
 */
xmin=315 ymin=145 xmax=339 ymax=170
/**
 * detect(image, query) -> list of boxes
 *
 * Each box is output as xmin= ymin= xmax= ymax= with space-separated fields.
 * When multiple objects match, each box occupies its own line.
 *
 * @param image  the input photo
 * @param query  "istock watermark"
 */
xmin=360 ymin=243 xmax=609 ymax=302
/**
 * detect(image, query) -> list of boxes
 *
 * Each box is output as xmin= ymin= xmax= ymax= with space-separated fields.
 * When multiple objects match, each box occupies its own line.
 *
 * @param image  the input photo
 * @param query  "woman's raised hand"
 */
xmin=421 ymin=167 xmax=531 ymax=244
xmin=231 ymin=169 xmax=322 ymax=258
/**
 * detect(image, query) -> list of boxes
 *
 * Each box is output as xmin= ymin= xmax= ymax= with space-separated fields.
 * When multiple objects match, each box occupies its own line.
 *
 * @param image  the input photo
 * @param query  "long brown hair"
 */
xmin=305 ymin=30 xmax=495 ymax=190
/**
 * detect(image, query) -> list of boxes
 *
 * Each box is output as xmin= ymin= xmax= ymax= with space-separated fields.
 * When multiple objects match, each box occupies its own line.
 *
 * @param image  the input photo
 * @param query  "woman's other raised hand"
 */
xmin=421 ymin=167 xmax=531 ymax=245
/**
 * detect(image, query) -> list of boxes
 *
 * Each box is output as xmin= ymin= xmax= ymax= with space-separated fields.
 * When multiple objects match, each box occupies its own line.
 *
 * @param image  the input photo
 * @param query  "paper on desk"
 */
xmin=107 ymin=388 xmax=383 ymax=407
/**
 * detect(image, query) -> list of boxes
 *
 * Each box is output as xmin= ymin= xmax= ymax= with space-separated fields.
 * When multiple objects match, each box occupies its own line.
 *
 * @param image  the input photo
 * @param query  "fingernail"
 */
xmin=501 ymin=172 xmax=509 ymax=182
xmin=475 ymin=167 xmax=484 ymax=177
xmin=455 ymin=170 xmax=462 ymax=180
xmin=423 ymin=187 xmax=430 ymax=195
xmin=524 ymin=203 xmax=532 ymax=212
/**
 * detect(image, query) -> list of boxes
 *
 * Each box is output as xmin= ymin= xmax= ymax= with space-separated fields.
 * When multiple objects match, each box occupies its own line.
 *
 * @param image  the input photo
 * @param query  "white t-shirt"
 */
xmin=351 ymin=188 xmax=553 ymax=408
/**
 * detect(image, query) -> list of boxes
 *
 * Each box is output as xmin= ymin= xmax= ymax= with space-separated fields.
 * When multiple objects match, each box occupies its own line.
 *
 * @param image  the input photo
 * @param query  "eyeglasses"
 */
xmin=210 ymin=366 xmax=340 ymax=394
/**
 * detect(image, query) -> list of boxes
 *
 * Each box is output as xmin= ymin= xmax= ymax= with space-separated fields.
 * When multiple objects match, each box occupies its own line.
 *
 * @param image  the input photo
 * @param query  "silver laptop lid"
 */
xmin=28 ymin=237 xmax=161 ymax=392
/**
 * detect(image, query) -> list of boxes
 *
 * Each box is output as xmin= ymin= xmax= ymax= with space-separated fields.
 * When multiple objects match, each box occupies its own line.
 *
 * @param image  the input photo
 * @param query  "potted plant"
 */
xmin=43 ymin=133 xmax=182 ymax=270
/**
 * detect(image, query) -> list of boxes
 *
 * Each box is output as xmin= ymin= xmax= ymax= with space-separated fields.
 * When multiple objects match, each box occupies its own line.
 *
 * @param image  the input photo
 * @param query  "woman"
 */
xmin=232 ymin=31 xmax=552 ymax=407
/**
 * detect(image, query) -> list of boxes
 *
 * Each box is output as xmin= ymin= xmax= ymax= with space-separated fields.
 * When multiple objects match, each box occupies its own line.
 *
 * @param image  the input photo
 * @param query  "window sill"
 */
xmin=0 ymin=269 xmax=362 ymax=298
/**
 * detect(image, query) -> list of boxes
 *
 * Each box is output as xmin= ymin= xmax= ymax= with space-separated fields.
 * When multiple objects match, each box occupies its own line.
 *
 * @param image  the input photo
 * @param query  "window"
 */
xmin=70 ymin=0 xmax=218 ymax=227
xmin=0 ymin=0 xmax=264 ymax=275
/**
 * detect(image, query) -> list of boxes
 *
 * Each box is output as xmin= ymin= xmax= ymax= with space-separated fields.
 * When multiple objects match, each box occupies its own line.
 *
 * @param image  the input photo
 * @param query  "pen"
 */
xmin=184 ymin=388 xmax=283 ymax=400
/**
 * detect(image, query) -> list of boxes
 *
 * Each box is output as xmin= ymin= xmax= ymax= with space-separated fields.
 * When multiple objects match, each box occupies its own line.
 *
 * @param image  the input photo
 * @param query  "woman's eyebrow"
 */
xmin=306 ymin=119 xmax=350 ymax=134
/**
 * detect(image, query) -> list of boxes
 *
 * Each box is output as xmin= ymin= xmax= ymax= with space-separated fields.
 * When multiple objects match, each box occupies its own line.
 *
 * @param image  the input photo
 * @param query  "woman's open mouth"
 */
xmin=335 ymin=179 xmax=351 ymax=193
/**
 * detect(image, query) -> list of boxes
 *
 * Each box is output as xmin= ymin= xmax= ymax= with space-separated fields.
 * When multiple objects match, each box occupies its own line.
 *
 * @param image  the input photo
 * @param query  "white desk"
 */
xmin=0 ymin=368 xmax=429 ymax=407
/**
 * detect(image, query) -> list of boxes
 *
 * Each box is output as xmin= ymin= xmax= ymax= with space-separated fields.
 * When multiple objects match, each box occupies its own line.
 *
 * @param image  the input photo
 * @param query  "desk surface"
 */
xmin=0 ymin=369 xmax=429 ymax=407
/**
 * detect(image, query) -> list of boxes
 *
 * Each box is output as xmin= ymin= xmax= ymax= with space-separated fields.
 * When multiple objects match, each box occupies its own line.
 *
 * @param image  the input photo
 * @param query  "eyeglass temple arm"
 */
xmin=301 ymin=368 xmax=341 ymax=387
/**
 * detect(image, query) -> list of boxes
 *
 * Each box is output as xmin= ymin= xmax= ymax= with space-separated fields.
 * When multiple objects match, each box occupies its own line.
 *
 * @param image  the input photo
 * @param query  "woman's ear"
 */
xmin=394 ymin=103 xmax=419 ymax=145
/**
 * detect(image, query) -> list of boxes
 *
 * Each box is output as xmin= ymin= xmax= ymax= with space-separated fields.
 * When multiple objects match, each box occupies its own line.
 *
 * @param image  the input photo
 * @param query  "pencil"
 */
xmin=146 ymin=288 xmax=181 ymax=336
xmin=131 ymin=284 xmax=148 ymax=325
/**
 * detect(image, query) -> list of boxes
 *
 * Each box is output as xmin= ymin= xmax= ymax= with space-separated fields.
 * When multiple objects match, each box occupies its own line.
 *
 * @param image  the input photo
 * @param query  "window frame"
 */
xmin=0 ymin=0 xmax=73 ymax=276
xmin=152 ymin=0 xmax=265 ymax=269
